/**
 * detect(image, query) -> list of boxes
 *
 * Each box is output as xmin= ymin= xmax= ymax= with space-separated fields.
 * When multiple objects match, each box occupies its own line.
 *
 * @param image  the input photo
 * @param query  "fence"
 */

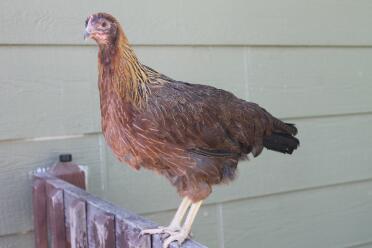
xmin=32 ymin=156 xmax=206 ymax=248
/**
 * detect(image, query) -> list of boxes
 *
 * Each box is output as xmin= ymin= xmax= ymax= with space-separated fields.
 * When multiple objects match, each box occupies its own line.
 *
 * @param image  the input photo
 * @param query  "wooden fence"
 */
xmin=32 ymin=155 xmax=206 ymax=248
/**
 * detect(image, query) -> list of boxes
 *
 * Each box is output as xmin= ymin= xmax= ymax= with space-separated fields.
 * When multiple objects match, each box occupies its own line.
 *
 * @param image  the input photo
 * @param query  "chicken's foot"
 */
xmin=140 ymin=197 xmax=192 ymax=235
xmin=162 ymin=200 xmax=203 ymax=248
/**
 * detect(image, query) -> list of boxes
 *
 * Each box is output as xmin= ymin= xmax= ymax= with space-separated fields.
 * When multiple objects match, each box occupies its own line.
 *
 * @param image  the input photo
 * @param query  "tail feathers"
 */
xmin=273 ymin=120 xmax=298 ymax=135
xmin=263 ymin=132 xmax=300 ymax=154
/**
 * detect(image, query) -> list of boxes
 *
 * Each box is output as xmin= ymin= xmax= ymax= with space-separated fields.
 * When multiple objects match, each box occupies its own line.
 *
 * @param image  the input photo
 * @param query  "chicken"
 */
xmin=84 ymin=13 xmax=299 ymax=247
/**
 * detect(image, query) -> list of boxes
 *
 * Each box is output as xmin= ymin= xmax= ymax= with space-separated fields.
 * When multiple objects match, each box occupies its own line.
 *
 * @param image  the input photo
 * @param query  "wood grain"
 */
xmin=115 ymin=218 xmax=151 ymax=248
xmin=45 ymin=177 xmax=205 ymax=247
xmin=32 ymin=178 xmax=47 ymax=248
xmin=46 ymin=180 xmax=66 ymax=248
xmin=64 ymin=193 xmax=88 ymax=248
xmin=87 ymin=204 xmax=116 ymax=248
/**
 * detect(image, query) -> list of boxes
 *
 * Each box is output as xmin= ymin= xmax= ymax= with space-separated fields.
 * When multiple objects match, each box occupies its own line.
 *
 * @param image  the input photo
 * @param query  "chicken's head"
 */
xmin=84 ymin=13 xmax=118 ymax=45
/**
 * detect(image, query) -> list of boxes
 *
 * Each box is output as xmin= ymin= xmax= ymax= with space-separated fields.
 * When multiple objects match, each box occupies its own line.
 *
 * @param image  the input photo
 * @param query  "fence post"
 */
xmin=32 ymin=178 xmax=48 ymax=248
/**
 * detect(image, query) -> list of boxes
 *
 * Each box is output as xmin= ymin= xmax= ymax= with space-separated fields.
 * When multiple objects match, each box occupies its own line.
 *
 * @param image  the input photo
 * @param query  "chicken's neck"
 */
xmin=98 ymin=32 xmax=150 ymax=108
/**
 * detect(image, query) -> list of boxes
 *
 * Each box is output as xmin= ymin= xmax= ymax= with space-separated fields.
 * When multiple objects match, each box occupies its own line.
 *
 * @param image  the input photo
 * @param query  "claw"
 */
xmin=162 ymin=230 xmax=188 ymax=248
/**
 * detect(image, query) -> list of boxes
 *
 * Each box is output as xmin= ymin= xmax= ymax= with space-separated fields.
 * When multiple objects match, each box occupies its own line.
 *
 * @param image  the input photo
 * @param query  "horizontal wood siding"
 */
xmin=0 ymin=233 xmax=34 ymax=248
xmin=1 ymin=0 xmax=372 ymax=45
xmin=1 ymin=46 xmax=371 ymax=140
xmin=222 ymin=180 xmax=372 ymax=248
xmin=0 ymin=1 xmax=371 ymax=247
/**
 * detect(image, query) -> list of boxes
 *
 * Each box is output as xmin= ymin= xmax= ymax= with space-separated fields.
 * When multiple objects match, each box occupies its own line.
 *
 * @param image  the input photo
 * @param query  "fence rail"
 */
xmin=32 ymin=158 xmax=206 ymax=248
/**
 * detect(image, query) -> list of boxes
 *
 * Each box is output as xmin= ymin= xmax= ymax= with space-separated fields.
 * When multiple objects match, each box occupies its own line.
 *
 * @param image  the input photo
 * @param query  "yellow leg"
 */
xmin=163 ymin=201 xmax=203 ymax=248
xmin=169 ymin=197 xmax=192 ymax=229
xmin=140 ymin=197 xmax=192 ymax=235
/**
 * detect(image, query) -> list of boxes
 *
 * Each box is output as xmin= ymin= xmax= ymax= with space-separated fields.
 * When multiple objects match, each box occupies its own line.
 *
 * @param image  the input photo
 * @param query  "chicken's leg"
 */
xmin=169 ymin=197 xmax=192 ymax=229
xmin=140 ymin=197 xmax=192 ymax=235
xmin=162 ymin=200 xmax=203 ymax=248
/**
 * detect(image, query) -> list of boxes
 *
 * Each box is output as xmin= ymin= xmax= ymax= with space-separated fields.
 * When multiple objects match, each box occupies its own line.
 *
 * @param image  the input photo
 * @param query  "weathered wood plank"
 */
xmin=46 ymin=177 xmax=205 ymax=247
xmin=0 ymin=135 xmax=102 ymax=236
xmin=46 ymin=176 xmax=155 ymax=247
xmin=0 ymin=232 xmax=35 ymax=248
xmin=115 ymin=218 xmax=150 ymax=248
xmin=87 ymin=204 xmax=116 ymax=248
xmin=46 ymin=180 xmax=66 ymax=248
xmin=1 ymin=0 xmax=372 ymax=45
xmin=222 ymin=179 xmax=372 ymax=248
xmin=64 ymin=193 xmax=88 ymax=248
xmin=105 ymin=114 xmax=372 ymax=214
xmin=32 ymin=178 xmax=48 ymax=248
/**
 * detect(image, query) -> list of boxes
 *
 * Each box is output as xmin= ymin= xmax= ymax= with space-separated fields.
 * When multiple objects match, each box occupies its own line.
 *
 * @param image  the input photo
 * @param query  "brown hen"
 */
xmin=84 ymin=13 xmax=299 ymax=247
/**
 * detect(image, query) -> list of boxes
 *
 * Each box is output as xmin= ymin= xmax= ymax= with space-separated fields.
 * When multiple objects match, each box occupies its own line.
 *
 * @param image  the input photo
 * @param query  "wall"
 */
xmin=1 ymin=0 xmax=372 ymax=247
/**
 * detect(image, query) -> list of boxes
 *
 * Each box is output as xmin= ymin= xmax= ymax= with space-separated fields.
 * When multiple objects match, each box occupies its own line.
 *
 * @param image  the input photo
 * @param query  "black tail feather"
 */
xmin=263 ymin=132 xmax=300 ymax=154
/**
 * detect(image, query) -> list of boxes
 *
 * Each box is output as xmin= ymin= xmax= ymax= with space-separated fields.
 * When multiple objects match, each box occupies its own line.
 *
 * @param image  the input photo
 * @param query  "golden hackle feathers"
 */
xmin=98 ymin=23 xmax=150 ymax=108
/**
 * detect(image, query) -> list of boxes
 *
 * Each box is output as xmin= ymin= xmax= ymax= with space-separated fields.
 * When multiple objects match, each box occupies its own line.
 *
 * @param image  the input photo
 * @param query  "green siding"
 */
xmin=0 ymin=233 xmax=34 ymax=248
xmin=244 ymin=47 xmax=372 ymax=118
xmin=0 ymin=1 xmax=372 ymax=247
xmin=2 ymin=46 xmax=372 ymax=140
xmin=222 ymin=180 xmax=372 ymax=248
xmin=1 ymin=0 xmax=372 ymax=45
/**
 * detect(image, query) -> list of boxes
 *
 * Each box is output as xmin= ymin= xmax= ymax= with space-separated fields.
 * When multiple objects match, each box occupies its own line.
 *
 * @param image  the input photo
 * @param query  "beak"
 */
xmin=84 ymin=16 xmax=93 ymax=40
xmin=83 ymin=29 xmax=91 ymax=40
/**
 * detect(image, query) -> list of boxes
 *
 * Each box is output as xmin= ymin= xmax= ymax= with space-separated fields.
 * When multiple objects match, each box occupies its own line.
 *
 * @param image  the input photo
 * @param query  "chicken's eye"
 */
xmin=102 ymin=21 xmax=107 ymax=28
